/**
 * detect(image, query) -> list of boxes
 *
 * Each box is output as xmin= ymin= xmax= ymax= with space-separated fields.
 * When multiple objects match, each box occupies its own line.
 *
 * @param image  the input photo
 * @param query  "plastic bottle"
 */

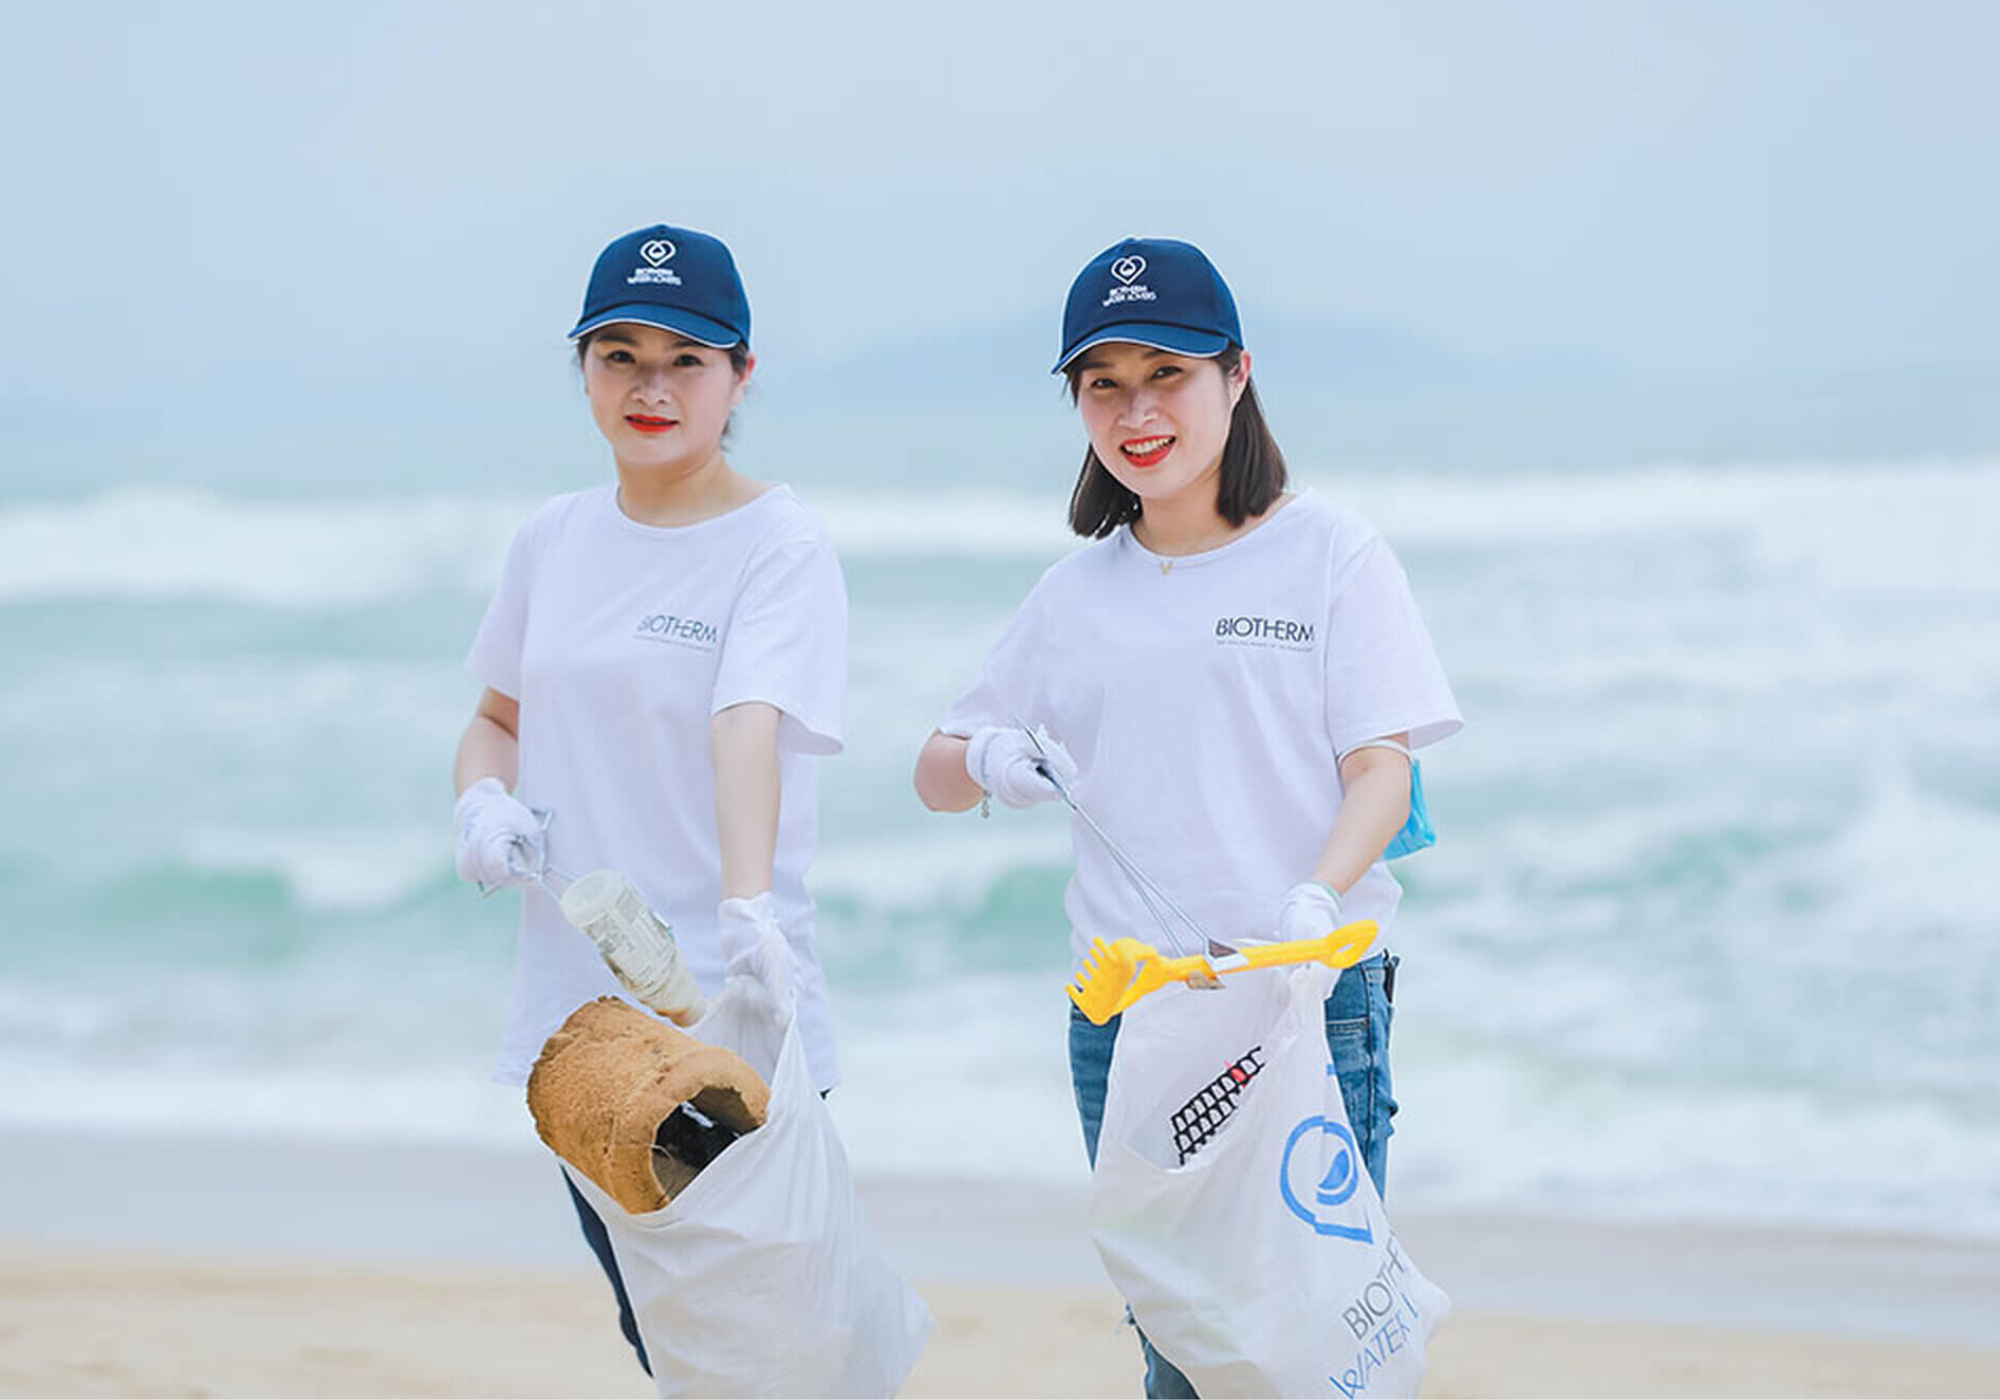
xmin=558 ymin=870 xmax=708 ymax=1025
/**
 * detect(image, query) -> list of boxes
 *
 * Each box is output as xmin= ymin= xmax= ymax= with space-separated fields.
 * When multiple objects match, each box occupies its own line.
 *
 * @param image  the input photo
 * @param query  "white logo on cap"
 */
xmin=628 ymin=237 xmax=684 ymax=287
xmin=1101 ymin=253 xmax=1157 ymax=309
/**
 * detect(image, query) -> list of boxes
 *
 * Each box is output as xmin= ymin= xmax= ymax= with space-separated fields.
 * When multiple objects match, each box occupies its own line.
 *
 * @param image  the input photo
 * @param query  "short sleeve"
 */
xmin=712 ymin=535 xmax=848 ymax=755
xmin=1323 ymin=532 xmax=1463 ymax=755
xmin=938 ymin=584 xmax=1050 ymax=740
xmin=465 ymin=518 xmax=539 ymax=700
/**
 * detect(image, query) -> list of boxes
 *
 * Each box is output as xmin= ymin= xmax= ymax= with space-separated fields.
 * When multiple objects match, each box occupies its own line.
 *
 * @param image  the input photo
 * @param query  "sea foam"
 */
xmin=5 ymin=461 xmax=1997 ymax=606
xmin=4 ymin=459 xmax=1998 ymax=1242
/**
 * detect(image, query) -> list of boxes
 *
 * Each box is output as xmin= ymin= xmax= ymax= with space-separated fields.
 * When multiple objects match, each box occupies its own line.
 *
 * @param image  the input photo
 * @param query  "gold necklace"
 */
xmin=1138 ymin=520 xmax=1238 ymax=576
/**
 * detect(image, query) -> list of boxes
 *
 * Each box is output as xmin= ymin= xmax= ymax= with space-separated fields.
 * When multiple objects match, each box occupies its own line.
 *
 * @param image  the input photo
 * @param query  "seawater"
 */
xmin=2 ymin=461 xmax=1997 ymax=1239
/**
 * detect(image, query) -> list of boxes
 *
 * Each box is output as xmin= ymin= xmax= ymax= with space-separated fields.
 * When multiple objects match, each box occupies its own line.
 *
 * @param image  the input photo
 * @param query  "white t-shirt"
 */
xmin=941 ymin=490 xmax=1461 ymax=964
xmin=468 ymin=482 xmax=847 ymax=1089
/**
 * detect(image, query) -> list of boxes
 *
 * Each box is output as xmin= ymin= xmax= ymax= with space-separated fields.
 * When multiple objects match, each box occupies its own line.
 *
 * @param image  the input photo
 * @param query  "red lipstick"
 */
xmin=1119 ymin=436 xmax=1175 ymax=467
xmin=626 ymin=415 xmax=677 ymax=435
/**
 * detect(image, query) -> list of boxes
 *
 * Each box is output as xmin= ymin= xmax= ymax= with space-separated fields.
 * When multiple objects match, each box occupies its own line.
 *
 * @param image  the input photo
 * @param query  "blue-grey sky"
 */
xmin=3 ymin=1 xmax=1996 ymax=481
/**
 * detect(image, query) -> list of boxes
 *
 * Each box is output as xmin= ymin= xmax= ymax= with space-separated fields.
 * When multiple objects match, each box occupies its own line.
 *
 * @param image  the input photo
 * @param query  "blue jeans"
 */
xmin=564 ymin=1171 xmax=653 ymax=1376
xmin=1068 ymin=954 xmax=1398 ymax=1400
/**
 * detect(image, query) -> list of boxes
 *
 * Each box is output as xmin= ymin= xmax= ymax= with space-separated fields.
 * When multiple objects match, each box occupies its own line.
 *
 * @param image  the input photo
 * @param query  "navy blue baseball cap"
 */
xmin=1053 ymin=237 xmax=1242 ymax=373
xmin=567 ymin=223 xmax=750 ymax=347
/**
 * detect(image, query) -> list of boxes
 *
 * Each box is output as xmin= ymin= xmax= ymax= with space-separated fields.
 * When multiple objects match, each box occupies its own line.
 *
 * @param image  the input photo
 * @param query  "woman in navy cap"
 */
xmin=914 ymin=238 xmax=1462 ymax=1397
xmin=451 ymin=224 xmax=848 ymax=1375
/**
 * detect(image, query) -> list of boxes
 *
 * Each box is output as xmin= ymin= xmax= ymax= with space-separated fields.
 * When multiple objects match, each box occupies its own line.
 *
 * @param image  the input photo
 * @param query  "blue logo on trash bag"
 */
xmin=1280 ymin=1098 xmax=1375 ymax=1243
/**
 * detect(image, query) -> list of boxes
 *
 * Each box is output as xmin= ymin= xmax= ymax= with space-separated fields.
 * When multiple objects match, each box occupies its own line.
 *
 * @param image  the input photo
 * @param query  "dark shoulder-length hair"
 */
xmin=1061 ymin=345 xmax=1287 ymax=539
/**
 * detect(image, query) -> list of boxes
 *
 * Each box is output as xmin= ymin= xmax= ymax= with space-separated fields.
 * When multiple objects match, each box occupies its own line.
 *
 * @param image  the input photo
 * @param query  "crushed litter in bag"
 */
xmin=1171 ymin=1043 xmax=1266 ymax=1164
xmin=526 ymin=997 xmax=768 ymax=1213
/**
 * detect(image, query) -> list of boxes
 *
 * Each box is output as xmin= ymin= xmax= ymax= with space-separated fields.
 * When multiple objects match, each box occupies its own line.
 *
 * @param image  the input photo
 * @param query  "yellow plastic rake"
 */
xmin=1066 ymin=919 xmax=1380 ymax=1026
xmin=1004 ymin=719 xmax=1382 ymax=1027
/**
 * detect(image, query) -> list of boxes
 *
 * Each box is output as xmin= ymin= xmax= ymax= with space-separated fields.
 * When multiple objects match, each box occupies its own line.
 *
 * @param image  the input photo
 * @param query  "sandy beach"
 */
xmin=9 ymin=1241 xmax=2000 ymax=1399
xmin=3 ymin=1129 xmax=1997 ymax=1397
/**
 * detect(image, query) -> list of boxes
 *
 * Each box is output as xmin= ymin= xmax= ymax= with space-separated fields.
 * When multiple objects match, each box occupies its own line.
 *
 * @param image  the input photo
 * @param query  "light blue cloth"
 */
xmin=1382 ymin=759 xmax=1436 ymax=860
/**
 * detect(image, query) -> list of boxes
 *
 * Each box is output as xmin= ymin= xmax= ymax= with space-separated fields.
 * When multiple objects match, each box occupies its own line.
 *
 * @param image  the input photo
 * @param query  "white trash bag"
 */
xmin=1089 ymin=961 xmax=1449 ymax=1399
xmin=560 ymin=919 xmax=933 ymax=1398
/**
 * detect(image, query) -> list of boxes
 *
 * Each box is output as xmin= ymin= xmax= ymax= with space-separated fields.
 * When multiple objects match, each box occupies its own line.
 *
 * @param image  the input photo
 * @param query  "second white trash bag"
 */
xmin=1089 ymin=960 xmax=1449 ymax=1399
xmin=560 ymin=917 xmax=933 ymax=1398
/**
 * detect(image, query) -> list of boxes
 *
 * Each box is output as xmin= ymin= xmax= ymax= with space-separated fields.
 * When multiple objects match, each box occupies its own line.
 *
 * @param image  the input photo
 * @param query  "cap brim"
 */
xmin=1052 ymin=324 xmax=1231 ymax=373
xmin=567 ymin=305 xmax=742 ymax=347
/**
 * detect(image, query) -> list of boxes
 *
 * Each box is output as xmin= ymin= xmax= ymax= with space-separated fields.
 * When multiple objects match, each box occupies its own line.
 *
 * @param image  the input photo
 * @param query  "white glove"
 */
xmin=452 ymin=777 xmax=543 ymax=888
xmin=717 ymin=890 xmax=793 ymax=1010
xmin=1277 ymin=881 xmax=1345 ymax=942
xmin=965 ymin=725 xmax=1078 ymax=810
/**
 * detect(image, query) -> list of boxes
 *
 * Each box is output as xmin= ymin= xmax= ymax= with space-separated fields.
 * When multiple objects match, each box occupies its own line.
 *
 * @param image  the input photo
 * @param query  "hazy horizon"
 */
xmin=3 ymin=1 xmax=1997 ymax=487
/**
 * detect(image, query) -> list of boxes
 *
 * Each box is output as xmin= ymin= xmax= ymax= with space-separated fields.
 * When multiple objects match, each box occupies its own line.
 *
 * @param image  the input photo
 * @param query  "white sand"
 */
xmin=5 ymin=1129 xmax=1997 ymax=1397
xmin=8 ymin=1242 xmax=2000 ymax=1398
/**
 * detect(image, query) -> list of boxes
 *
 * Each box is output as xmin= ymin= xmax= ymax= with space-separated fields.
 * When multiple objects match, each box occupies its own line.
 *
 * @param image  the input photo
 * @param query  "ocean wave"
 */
xmin=0 ymin=1056 xmax=537 ymax=1150
xmin=814 ymin=822 xmax=1072 ymax=913
xmin=0 ymin=487 xmax=541 ymax=608
xmin=3 ymin=964 xmax=1996 ymax=1239
xmin=1389 ymin=1032 xmax=2000 ymax=1241
xmin=4 ymin=460 xmax=1997 ymax=1240
xmin=1334 ymin=454 xmax=1999 ymax=537
xmin=6 ymin=461 xmax=1997 ymax=607
xmin=0 ymin=484 xmax=1073 ymax=610
xmin=815 ymin=489 xmax=1075 ymax=559
xmin=178 ymin=824 xmax=452 ymax=915
xmin=0 ymin=656 xmax=466 ymax=764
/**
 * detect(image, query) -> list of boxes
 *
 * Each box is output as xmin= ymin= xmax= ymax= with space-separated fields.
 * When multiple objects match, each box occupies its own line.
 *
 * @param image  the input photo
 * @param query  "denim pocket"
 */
xmin=1323 ymin=960 xmax=1396 ymax=1195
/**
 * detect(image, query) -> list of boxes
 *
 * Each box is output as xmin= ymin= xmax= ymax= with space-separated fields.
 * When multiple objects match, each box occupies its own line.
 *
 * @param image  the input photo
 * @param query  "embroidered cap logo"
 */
xmin=1111 ymin=255 xmax=1146 ymax=285
xmin=640 ymin=239 xmax=676 ymax=267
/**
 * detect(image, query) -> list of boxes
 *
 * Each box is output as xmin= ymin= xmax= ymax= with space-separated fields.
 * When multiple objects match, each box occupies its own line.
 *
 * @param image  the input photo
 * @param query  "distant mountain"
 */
xmin=10 ymin=317 xmax=1990 ymax=494
xmin=747 ymin=315 xmax=1999 ymax=474
xmin=757 ymin=311 xmax=1632 ymax=408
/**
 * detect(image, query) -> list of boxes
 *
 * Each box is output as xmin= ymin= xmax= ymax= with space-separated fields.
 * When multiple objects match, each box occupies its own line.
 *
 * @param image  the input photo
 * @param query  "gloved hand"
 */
xmin=718 ymin=890 xmax=793 ymax=1010
xmin=965 ymin=725 xmax=1079 ymax=810
xmin=1276 ymin=881 xmax=1345 ymax=942
xmin=453 ymin=777 xmax=543 ymax=888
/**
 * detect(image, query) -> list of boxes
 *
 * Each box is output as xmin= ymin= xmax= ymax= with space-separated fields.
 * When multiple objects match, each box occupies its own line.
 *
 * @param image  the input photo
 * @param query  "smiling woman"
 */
xmin=575 ymin=325 xmax=754 ymax=461
xmin=448 ymin=222 xmax=851 ymax=1380
xmin=1064 ymin=341 xmax=1286 ymax=542
xmin=912 ymin=236 xmax=1463 ymax=1399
